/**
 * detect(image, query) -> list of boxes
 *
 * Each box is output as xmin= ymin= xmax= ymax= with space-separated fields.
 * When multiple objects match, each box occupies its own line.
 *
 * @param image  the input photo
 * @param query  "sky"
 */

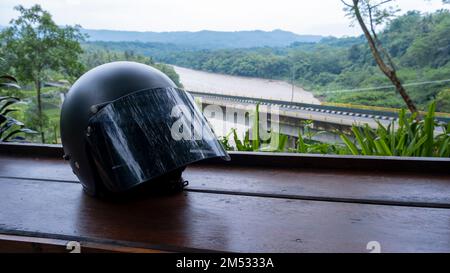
xmin=0 ymin=0 xmax=448 ymax=37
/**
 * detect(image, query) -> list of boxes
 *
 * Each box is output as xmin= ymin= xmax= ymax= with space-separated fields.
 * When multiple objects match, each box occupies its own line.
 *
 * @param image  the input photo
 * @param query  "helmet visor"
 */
xmin=85 ymin=87 xmax=230 ymax=192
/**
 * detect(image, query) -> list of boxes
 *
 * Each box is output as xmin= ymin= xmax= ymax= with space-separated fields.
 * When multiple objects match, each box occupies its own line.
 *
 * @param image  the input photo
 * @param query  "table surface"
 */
xmin=0 ymin=152 xmax=449 ymax=253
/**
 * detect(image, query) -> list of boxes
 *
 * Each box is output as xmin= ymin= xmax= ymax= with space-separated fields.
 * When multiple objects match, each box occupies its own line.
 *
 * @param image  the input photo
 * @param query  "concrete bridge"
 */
xmin=189 ymin=90 xmax=449 ymax=141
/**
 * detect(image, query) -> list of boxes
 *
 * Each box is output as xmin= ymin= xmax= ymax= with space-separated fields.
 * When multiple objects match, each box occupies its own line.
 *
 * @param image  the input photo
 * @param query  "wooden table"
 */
xmin=0 ymin=143 xmax=449 ymax=253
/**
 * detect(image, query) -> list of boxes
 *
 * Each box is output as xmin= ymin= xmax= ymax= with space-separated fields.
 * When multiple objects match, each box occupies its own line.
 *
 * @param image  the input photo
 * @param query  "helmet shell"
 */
xmin=60 ymin=61 xmax=176 ymax=195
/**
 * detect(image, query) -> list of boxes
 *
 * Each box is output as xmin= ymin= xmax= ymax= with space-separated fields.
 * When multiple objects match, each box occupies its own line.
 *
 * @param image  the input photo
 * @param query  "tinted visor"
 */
xmin=86 ymin=87 xmax=229 ymax=192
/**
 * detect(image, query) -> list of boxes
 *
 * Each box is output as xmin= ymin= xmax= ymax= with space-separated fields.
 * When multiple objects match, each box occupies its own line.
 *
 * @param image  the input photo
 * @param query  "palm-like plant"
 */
xmin=219 ymin=104 xmax=289 ymax=152
xmin=1 ymin=75 xmax=37 ymax=142
xmin=340 ymin=102 xmax=450 ymax=157
xmin=219 ymin=101 xmax=449 ymax=158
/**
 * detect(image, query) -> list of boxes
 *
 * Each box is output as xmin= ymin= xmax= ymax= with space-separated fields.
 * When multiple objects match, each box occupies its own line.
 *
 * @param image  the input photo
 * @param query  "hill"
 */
xmin=81 ymin=28 xmax=323 ymax=49
xmin=81 ymin=10 xmax=450 ymax=112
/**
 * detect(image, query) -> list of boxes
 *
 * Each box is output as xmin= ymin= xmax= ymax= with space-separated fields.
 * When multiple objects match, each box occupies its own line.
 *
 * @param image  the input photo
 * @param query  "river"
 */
xmin=172 ymin=66 xmax=322 ymax=143
xmin=173 ymin=66 xmax=320 ymax=104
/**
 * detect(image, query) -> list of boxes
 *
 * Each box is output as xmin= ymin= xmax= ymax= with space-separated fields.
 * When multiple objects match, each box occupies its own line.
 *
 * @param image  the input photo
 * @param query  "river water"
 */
xmin=173 ymin=66 xmax=321 ymax=143
xmin=173 ymin=66 xmax=320 ymax=104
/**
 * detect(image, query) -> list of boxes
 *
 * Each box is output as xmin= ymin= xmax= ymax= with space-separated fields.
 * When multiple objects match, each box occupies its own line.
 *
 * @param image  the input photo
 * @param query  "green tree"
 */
xmin=1 ymin=5 xmax=85 ymax=143
xmin=81 ymin=46 xmax=183 ymax=87
xmin=341 ymin=0 xmax=419 ymax=114
xmin=341 ymin=0 xmax=449 ymax=115
xmin=402 ymin=10 xmax=450 ymax=68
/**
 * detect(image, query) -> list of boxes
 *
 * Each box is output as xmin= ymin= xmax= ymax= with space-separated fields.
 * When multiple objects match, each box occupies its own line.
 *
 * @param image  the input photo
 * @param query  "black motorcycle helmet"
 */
xmin=61 ymin=61 xmax=229 ymax=196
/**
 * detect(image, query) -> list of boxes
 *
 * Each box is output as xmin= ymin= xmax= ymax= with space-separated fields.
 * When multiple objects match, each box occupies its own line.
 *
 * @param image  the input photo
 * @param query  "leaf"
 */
xmin=340 ymin=134 xmax=359 ymax=155
xmin=1 ymin=128 xmax=38 ymax=142
xmin=232 ymin=129 xmax=245 ymax=151
xmin=439 ymin=137 xmax=450 ymax=157
xmin=297 ymin=129 xmax=307 ymax=153
xmin=0 ymin=96 xmax=20 ymax=102
xmin=0 ymin=75 xmax=20 ymax=89
xmin=270 ymin=132 xmax=288 ymax=152
xmin=421 ymin=101 xmax=435 ymax=157
xmin=251 ymin=103 xmax=260 ymax=151
xmin=260 ymin=131 xmax=280 ymax=152
xmin=1 ymin=109 xmax=18 ymax=116
xmin=0 ymin=97 xmax=20 ymax=114
xmin=0 ymin=117 xmax=25 ymax=138
xmin=375 ymin=120 xmax=388 ymax=136
xmin=398 ymin=108 xmax=406 ymax=129
xmin=0 ymin=82 xmax=21 ymax=89
xmin=374 ymin=137 xmax=393 ymax=156
xmin=396 ymin=133 xmax=406 ymax=153
xmin=0 ymin=75 xmax=18 ymax=83
xmin=0 ymin=114 xmax=6 ymax=126
xmin=413 ymin=135 xmax=429 ymax=156
xmin=219 ymin=131 xmax=234 ymax=151
xmin=402 ymin=137 xmax=416 ymax=157
xmin=363 ymin=124 xmax=376 ymax=153
xmin=352 ymin=126 xmax=370 ymax=155
xmin=244 ymin=130 xmax=251 ymax=149
xmin=389 ymin=121 xmax=396 ymax=155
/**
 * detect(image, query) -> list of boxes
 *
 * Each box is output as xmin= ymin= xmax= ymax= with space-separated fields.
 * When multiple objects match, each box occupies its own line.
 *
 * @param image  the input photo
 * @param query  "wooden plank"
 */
xmin=1 ymin=143 xmax=449 ymax=173
xmin=0 ymin=155 xmax=77 ymax=182
xmin=0 ymin=234 xmax=166 ymax=253
xmin=1 ymin=155 xmax=450 ymax=207
xmin=203 ymin=151 xmax=450 ymax=174
xmin=1 ymin=177 xmax=450 ymax=253
xmin=184 ymin=165 xmax=450 ymax=208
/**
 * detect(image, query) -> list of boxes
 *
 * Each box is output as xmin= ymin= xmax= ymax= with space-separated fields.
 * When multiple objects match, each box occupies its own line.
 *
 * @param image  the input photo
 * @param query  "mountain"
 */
xmin=81 ymin=29 xmax=323 ymax=49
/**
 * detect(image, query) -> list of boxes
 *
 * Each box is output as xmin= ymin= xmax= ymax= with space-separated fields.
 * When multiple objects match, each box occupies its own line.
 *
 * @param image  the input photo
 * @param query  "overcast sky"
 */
xmin=0 ymin=0 xmax=447 ymax=36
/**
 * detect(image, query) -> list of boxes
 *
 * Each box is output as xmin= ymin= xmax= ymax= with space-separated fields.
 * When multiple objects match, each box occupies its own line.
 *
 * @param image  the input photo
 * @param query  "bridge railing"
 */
xmin=187 ymin=90 xmax=450 ymax=124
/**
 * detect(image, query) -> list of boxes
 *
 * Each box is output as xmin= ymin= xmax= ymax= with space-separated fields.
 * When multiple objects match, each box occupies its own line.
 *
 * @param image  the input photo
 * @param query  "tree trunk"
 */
xmin=35 ymin=80 xmax=45 ymax=143
xmin=352 ymin=0 xmax=418 ymax=114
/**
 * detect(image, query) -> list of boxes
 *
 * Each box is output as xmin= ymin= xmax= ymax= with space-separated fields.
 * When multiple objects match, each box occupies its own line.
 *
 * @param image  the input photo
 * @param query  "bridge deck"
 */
xmin=0 ymin=144 xmax=449 ymax=252
xmin=190 ymin=91 xmax=450 ymax=126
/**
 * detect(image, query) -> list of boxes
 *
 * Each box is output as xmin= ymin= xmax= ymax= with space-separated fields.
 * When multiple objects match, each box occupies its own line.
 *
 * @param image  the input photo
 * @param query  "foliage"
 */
xmin=220 ymin=102 xmax=449 ymax=158
xmin=89 ymin=10 xmax=450 ymax=112
xmin=220 ymin=105 xmax=279 ymax=152
xmin=342 ymin=0 xmax=418 ymax=114
xmin=23 ymin=99 xmax=49 ymax=137
xmin=292 ymin=120 xmax=349 ymax=155
xmin=225 ymin=104 xmax=262 ymax=152
xmin=401 ymin=10 xmax=450 ymax=68
xmin=219 ymin=105 xmax=345 ymax=154
xmin=81 ymin=46 xmax=182 ymax=87
xmin=0 ymin=5 xmax=184 ymax=144
xmin=0 ymin=70 xmax=22 ymax=98
xmin=222 ymin=123 xmax=347 ymax=155
xmin=0 ymin=75 xmax=37 ymax=142
xmin=0 ymin=5 xmax=86 ymax=84
xmin=340 ymin=102 xmax=450 ymax=157
xmin=436 ymin=88 xmax=450 ymax=112
xmin=0 ymin=4 xmax=85 ymax=143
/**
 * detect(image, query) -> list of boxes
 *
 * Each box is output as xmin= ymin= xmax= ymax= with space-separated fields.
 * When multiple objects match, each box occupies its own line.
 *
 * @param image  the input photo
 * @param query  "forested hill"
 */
xmin=82 ymin=29 xmax=323 ymax=49
xmin=83 ymin=10 xmax=450 ymax=112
